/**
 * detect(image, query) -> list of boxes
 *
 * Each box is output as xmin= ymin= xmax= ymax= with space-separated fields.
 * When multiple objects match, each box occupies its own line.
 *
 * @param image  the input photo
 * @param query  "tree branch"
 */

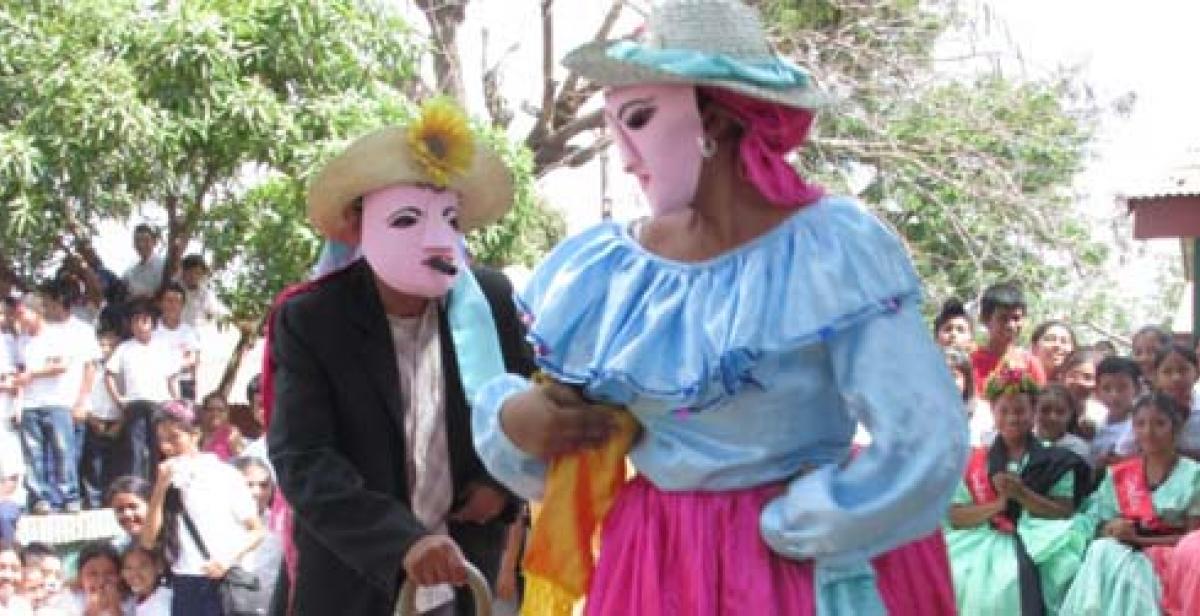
xmin=550 ymin=0 xmax=623 ymax=131
xmin=527 ymin=0 xmax=558 ymax=147
xmin=556 ymin=0 xmax=623 ymax=110
xmin=480 ymin=27 xmax=517 ymax=128
xmin=415 ymin=0 xmax=468 ymax=101
xmin=532 ymin=109 xmax=604 ymax=176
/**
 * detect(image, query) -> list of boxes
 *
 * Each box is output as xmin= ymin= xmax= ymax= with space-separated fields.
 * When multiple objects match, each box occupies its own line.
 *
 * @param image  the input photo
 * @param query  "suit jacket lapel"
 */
xmin=343 ymin=261 xmax=407 ymax=440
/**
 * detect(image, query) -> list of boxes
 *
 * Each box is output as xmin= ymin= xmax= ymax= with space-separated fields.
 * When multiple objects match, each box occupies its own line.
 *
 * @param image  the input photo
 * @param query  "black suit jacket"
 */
xmin=267 ymin=260 xmax=534 ymax=615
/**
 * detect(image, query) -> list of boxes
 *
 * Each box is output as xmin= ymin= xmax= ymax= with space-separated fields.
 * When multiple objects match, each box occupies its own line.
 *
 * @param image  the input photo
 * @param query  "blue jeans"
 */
xmin=171 ymin=574 xmax=223 ymax=616
xmin=19 ymin=406 xmax=79 ymax=509
xmin=0 ymin=501 xmax=19 ymax=543
xmin=112 ymin=400 xmax=159 ymax=486
xmin=79 ymin=421 xmax=120 ymax=509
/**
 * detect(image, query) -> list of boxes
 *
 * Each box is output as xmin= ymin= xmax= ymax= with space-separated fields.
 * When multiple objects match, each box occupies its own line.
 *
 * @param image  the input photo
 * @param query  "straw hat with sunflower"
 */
xmin=307 ymin=98 xmax=513 ymax=244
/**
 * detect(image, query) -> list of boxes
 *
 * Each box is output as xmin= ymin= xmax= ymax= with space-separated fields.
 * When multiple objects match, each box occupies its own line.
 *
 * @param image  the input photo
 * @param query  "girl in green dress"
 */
xmin=946 ymin=366 xmax=1093 ymax=615
xmin=1060 ymin=392 xmax=1200 ymax=615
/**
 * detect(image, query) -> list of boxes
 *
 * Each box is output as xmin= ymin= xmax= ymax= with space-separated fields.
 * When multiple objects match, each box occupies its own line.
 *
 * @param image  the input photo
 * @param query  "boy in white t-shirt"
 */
xmin=153 ymin=283 xmax=200 ymax=402
xmin=80 ymin=330 xmax=123 ymax=509
xmin=0 ymin=328 xmax=20 ymax=483
xmin=105 ymin=301 xmax=180 ymax=484
xmin=40 ymin=282 xmax=102 ymax=489
xmin=1091 ymin=356 xmax=1141 ymax=467
xmin=13 ymin=292 xmax=85 ymax=514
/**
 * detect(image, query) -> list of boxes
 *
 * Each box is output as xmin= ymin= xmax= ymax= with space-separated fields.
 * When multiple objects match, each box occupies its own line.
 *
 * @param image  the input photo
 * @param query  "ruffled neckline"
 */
xmin=615 ymin=207 xmax=812 ymax=271
xmin=518 ymin=196 xmax=922 ymax=410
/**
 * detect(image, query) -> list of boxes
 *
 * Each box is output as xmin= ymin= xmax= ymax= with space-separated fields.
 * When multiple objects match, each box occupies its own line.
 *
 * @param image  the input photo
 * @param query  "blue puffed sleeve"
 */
xmin=471 ymin=374 xmax=548 ymax=500
xmin=759 ymin=298 xmax=969 ymax=566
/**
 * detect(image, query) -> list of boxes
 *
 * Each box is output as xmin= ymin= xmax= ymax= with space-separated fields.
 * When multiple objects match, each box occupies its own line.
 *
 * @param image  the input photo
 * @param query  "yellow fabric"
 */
xmin=519 ymin=390 xmax=638 ymax=616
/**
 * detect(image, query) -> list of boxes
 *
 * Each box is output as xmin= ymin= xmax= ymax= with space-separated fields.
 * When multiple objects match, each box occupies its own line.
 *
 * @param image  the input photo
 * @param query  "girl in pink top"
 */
xmin=198 ymin=393 xmax=243 ymax=462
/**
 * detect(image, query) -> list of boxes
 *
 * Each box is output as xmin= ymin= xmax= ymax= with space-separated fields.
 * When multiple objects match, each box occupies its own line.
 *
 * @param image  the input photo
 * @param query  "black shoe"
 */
xmin=31 ymin=501 xmax=52 ymax=515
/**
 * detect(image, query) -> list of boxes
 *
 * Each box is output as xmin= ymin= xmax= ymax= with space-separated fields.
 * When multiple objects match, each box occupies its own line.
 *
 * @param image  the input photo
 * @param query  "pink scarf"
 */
xmin=702 ymin=87 xmax=824 ymax=208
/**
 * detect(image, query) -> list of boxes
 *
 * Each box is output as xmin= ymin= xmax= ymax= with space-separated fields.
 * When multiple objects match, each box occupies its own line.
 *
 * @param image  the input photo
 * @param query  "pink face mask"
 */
xmin=359 ymin=184 xmax=462 ymax=298
xmin=604 ymin=84 xmax=704 ymax=216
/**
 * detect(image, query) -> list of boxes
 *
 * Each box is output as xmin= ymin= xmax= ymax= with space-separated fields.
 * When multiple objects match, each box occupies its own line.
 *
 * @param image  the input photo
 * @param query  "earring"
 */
xmin=698 ymin=135 xmax=717 ymax=159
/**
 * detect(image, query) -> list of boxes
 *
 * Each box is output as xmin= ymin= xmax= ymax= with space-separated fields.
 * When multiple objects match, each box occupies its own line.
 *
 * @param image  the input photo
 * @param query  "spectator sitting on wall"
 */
xmin=122 ymin=224 xmax=165 ymax=301
xmin=153 ymin=283 xmax=200 ymax=402
xmin=96 ymin=280 xmax=131 ymax=342
xmin=177 ymin=255 xmax=228 ymax=328
xmin=104 ymin=300 xmax=180 ymax=485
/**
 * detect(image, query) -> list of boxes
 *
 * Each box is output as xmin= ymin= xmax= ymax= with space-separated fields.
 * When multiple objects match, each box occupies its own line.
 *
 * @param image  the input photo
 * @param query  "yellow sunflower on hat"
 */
xmin=406 ymin=97 xmax=476 ymax=187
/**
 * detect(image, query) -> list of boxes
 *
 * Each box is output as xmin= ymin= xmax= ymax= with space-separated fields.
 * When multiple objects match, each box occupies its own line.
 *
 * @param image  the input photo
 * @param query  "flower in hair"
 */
xmin=984 ymin=364 xmax=1039 ymax=401
xmin=406 ymin=97 xmax=476 ymax=187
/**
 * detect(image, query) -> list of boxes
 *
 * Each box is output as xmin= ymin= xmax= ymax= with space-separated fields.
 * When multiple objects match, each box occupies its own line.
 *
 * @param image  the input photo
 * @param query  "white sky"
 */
xmin=990 ymin=0 xmax=1200 ymax=199
xmin=983 ymin=0 xmax=1199 ymax=329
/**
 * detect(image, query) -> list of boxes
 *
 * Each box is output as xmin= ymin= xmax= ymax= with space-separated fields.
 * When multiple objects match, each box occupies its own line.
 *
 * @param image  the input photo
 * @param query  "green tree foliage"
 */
xmin=758 ymin=0 xmax=1110 ymax=323
xmin=0 ymin=0 xmax=561 ymax=327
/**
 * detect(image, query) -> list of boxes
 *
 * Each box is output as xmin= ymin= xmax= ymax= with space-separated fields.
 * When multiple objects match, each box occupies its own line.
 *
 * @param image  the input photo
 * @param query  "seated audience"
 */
xmin=1061 ymin=393 xmax=1200 ymax=615
xmin=946 ymin=366 xmax=1091 ymax=614
xmin=198 ymin=392 xmax=243 ymax=462
xmin=0 ymin=542 xmax=32 ymax=615
xmin=1058 ymin=349 xmax=1108 ymax=432
xmin=69 ymin=542 xmax=130 ymax=616
xmin=1035 ymin=383 xmax=1092 ymax=462
xmin=970 ymin=282 xmax=1046 ymax=397
xmin=935 ymin=298 xmax=975 ymax=352
xmin=1031 ymin=319 xmax=1076 ymax=380
xmin=105 ymin=476 xmax=151 ymax=549
xmin=1092 ymin=356 xmax=1141 ymax=468
xmin=1151 ymin=344 xmax=1200 ymax=460
xmin=1131 ymin=325 xmax=1172 ymax=389
xmin=121 ymin=545 xmax=171 ymax=616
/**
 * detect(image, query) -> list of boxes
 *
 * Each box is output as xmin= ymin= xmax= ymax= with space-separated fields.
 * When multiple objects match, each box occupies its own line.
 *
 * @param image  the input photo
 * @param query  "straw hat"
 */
xmin=308 ymin=100 xmax=513 ymax=243
xmin=563 ymin=0 xmax=826 ymax=109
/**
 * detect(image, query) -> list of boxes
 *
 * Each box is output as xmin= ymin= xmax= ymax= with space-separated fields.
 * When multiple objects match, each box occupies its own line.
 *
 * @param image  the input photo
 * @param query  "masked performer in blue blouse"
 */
xmin=473 ymin=1 xmax=968 ymax=614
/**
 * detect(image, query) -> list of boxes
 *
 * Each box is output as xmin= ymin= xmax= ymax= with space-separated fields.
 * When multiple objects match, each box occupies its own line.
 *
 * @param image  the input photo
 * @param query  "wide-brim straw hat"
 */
xmin=308 ymin=110 xmax=512 ymax=243
xmin=563 ymin=0 xmax=826 ymax=110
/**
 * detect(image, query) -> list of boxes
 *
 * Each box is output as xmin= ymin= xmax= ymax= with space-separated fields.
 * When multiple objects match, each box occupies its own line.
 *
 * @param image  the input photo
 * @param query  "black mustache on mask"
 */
xmin=424 ymin=256 xmax=458 ymax=276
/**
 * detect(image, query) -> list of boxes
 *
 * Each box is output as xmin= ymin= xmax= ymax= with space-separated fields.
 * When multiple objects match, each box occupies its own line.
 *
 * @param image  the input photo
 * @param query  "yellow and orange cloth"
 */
xmin=519 ymin=384 xmax=639 ymax=616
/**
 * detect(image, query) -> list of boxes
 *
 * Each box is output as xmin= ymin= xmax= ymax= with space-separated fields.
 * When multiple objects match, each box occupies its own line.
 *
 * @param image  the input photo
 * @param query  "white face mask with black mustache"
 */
xmin=359 ymin=184 xmax=463 ymax=298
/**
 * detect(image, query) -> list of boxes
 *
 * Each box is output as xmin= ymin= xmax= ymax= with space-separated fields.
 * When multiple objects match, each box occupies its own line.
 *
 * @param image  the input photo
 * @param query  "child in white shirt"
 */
xmin=1091 ymin=356 xmax=1141 ymax=467
xmin=121 ymin=545 xmax=171 ymax=616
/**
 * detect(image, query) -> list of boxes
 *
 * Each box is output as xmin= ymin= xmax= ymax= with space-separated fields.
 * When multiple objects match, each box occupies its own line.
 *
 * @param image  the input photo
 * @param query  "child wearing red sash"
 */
xmin=1061 ymin=392 xmax=1200 ymax=615
xmin=946 ymin=366 xmax=1092 ymax=615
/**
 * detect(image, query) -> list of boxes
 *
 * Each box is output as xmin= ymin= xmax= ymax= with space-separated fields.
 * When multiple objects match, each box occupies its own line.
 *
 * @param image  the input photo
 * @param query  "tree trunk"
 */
xmin=216 ymin=318 xmax=262 ymax=401
xmin=160 ymin=193 xmax=184 ymax=297
xmin=415 ymin=0 xmax=468 ymax=101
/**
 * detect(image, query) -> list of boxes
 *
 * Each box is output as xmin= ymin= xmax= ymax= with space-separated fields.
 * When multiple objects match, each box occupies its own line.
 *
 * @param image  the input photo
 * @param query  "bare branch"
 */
xmin=480 ymin=27 xmax=518 ymax=127
xmin=536 ymin=134 xmax=613 ymax=178
xmin=415 ymin=0 xmax=468 ymax=100
xmin=527 ymin=0 xmax=558 ymax=146
xmin=557 ymin=0 xmax=624 ymax=111
xmin=532 ymin=109 xmax=604 ymax=176
xmin=525 ymin=0 xmax=623 ymax=164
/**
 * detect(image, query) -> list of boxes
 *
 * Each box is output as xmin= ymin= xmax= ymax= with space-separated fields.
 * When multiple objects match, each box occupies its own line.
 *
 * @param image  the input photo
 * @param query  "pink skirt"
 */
xmin=586 ymin=476 xmax=956 ymax=616
xmin=1158 ymin=529 xmax=1200 ymax=615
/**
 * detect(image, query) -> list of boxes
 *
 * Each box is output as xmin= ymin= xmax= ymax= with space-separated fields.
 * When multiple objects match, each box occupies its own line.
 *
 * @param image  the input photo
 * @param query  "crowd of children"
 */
xmin=937 ymin=282 xmax=1200 ymax=615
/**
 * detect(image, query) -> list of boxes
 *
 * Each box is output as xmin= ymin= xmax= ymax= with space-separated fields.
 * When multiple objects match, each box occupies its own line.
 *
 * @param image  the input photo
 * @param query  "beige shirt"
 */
xmin=387 ymin=303 xmax=454 ymax=612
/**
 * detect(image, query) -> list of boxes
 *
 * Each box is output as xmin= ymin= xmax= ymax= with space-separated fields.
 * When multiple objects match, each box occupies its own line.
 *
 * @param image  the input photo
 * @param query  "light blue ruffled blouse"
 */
xmin=473 ymin=196 xmax=968 ymax=613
